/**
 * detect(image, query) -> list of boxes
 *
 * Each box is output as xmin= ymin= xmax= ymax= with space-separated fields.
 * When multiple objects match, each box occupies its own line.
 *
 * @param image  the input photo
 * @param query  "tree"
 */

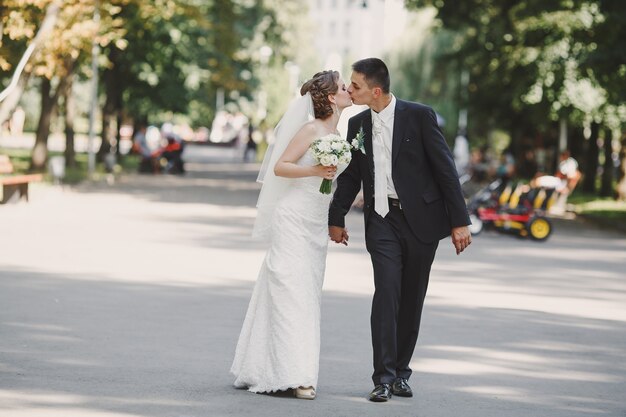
xmin=0 ymin=1 xmax=59 ymax=125
xmin=2 ymin=0 xmax=307 ymax=172
xmin=1 ymin=0 xmax=126 ymax=171
xmin=103 ymin=0 xmax=305 ymax=132
xmin=388 ymin=9 xmax=462 ymax=142
xmin=404 ymin=0 xmax=625 ymax=194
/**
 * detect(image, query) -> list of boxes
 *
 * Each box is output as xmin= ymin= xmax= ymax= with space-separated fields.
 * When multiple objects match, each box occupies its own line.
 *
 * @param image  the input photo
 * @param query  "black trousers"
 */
xmin=365 ymin=202 xmax=438 ymax=385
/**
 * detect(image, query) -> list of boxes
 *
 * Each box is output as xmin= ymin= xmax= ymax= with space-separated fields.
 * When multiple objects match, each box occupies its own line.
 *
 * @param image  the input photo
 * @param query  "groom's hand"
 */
xmin=451 ymin=226 xmax=471 ymax=255
xmin=329 ymin=226 xmax=349 ymax=246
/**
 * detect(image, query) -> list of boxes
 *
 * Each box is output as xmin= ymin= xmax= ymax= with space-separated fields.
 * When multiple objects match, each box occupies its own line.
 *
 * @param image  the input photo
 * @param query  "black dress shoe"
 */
xmin=391 ymin=377 xmax=413 ymax=397
xmin=368 ymin=384 xmax=392 ymax=402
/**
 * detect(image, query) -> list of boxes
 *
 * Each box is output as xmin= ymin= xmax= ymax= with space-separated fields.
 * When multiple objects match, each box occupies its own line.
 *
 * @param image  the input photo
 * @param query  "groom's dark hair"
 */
xmin=352 ymin=58 xmax=390 ymax=94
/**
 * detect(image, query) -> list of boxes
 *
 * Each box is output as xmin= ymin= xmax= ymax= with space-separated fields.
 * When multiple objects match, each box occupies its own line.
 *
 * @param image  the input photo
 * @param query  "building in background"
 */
xmin=305 ymin=0 xmax=410 ymax=136
xmin=306 ymin=0 xmax=409 ymax=73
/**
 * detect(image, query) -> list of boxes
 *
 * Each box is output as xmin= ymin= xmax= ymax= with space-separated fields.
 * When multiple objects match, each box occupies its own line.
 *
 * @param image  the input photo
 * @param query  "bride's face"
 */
xmin=333 ymin=79 xmax=353 ymax=110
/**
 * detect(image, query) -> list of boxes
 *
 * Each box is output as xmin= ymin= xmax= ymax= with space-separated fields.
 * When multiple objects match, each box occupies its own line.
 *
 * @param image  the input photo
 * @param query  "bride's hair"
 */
xmin=300 ymin=70 xmax=339 ymax=120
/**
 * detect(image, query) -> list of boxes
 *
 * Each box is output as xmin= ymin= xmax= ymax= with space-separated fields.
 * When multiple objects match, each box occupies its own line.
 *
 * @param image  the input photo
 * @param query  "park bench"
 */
xmin=0 ymin=155 xmax=43 ymax=204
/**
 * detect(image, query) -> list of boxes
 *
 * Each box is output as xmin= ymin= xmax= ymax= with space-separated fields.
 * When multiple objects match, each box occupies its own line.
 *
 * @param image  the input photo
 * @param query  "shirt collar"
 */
xmin=371 ymin=94 xmax=396 ymax=125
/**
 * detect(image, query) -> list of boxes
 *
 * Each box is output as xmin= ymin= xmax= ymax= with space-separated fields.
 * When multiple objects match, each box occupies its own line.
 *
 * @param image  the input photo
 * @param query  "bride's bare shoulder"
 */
xmin=296 ymin=120 xmax=323 ymax=138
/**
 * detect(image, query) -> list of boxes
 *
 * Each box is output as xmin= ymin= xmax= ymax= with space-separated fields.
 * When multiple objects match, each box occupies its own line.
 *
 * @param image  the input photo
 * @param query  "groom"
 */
xmin=329 ymin=58 xmax=471 ymax=402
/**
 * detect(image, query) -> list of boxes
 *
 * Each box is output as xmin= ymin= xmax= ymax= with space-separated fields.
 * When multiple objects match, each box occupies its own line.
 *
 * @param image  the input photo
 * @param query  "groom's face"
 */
xmin=348 ymin=71 xmax=376 ymax=106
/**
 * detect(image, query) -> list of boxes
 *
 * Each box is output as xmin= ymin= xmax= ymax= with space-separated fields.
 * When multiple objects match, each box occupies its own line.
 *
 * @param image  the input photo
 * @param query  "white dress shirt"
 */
xmin=372 ymin=94 xmax=398 ymax=200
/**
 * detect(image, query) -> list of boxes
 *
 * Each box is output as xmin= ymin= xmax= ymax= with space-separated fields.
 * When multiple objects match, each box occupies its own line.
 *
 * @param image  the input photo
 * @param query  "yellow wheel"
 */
xmin=528 ymin=217 xmax=551 ymax=241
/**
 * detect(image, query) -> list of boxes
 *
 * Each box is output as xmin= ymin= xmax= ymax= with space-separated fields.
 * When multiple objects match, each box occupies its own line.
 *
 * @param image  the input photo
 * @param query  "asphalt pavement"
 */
xmin=1 ymin=144 xmax=625 ymax=417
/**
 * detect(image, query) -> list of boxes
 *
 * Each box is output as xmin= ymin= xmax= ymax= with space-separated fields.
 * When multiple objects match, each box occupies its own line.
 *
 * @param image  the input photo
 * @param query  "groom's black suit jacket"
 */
xmin=329 ymin=99 xmax=470 ymax=243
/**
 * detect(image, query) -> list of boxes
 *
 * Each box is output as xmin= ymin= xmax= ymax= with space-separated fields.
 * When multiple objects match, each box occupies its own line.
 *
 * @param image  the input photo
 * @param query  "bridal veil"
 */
xmin=252 ymin=92 xmax=315 ymax=240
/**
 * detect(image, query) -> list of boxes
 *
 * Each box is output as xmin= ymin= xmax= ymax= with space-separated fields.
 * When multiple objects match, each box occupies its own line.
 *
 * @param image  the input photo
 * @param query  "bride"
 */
xmin=230 ymin=70 xmax=352 ymax=399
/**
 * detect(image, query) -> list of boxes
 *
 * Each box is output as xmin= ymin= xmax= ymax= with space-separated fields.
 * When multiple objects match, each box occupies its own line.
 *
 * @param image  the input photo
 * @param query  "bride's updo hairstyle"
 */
xmin=300 ymin=70 xmax=339 ymax=120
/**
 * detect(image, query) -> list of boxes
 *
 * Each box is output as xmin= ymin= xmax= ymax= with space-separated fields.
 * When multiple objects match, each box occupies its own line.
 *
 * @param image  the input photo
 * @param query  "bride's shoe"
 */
xmin=295 ymin=386 xmax=316 ymax=400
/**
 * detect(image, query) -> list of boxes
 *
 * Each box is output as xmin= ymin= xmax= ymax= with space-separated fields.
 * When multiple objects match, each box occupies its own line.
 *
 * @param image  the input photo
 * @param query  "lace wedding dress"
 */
xmin=230 ymin=149 xmax=347 ymax=393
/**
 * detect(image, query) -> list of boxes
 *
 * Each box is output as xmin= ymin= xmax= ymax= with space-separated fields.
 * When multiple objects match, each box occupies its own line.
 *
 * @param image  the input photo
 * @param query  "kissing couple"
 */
xmin=231 ymin=58 xmax=471 ymax=402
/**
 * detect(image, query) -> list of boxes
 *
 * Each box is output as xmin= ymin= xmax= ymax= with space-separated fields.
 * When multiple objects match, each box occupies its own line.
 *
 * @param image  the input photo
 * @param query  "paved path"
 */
xmin=1 ymin=144 xmax=625 ymax=417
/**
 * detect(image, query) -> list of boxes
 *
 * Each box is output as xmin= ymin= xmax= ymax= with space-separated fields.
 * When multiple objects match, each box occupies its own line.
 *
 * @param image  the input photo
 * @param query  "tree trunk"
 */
xmin=115 ymin=112 xmax=123 ymax=159
xmin=30 ymin=79 xmax=55 ymax=172
xmin=617 ymin=132 xmax=626 ymax=201
xmin=97 ymin=92 xmax=115 ymax=162
xmin=97 ymin=104 xmax=114 ymax=161
xmin=569 ymin=125 xmax=585 ymax=163
xmin=63 ymin=75 xmax=77 ymax=169
xmin=582 ymin=122 xmax=600 ymax=194
xmin=30 ymin=61 xmax=76 ymax=172
xmin=510 ymin=127 xmax=522 ymax=166
xmin=97 ymin=48 xmax=123 ymax=161
xmin=600 ymin=128 xmax=614 ymax=197
xmin=0 ymin=73 xmax=31 ymax=128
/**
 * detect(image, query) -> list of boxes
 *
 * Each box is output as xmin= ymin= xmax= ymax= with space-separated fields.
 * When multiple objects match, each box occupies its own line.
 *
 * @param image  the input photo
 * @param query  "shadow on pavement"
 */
xmin=72 ymin=158 xmax=262 ymax=208
xmin=1 ymin=267 xmax=624 ymax=417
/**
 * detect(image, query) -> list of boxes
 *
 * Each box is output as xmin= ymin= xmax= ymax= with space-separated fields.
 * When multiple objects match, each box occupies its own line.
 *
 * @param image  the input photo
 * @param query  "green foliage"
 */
xmin=1 ymin=0 xmax=127 ymax=80
xmin=0 ymin=146 xmax=139 ymax=183
xmin=569 ymin=189 xmax=626 ymax=225
xmin=388 ymin=9 xmax=461 ymax=141
xmin=0 ymin=148 xmax=31 ymax=173
xmin=402 ymin=0 xmax=625 ymax=144
xmin=0 ymin=1 xmax=44 ymax=73
xmin=2 ymin=0 xmax=306 ymax=132
xmin=109 ymin=0 xmax=195 ymax=121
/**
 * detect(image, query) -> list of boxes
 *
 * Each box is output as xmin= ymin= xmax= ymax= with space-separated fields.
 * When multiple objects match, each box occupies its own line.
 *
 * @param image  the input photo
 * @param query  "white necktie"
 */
xmin=372 ymin=114 xmax=389 ymax=217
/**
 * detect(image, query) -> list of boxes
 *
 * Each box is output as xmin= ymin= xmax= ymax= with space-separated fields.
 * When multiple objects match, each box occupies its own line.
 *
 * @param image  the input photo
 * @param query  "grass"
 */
xmin=1 ymin=148 xmax=31 ymax=173
xmin=568 ymin=189 xmax=626 ymax=225
xmin=1 ymin=147 xmax=140 ymax=184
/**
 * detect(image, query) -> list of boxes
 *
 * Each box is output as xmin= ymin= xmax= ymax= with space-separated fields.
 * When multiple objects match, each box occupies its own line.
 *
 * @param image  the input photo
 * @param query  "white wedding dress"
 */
xmin=230 ymin=148 xmax=347 ymax=393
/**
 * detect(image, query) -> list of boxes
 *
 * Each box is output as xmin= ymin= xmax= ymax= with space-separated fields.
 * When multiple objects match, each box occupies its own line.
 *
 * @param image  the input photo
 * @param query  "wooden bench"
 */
xmin=0 ymin=174 xmax=43 ymax=204
xmin=0 ymin=154 xmax=44 ymax=204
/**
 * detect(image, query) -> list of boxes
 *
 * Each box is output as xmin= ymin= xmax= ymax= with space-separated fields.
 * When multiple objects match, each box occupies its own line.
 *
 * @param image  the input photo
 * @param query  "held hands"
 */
xmin=313 ymin=164 xmax=337 ymax=180
xmin=451 ymin=226 xmax=472 ymax=255
xmin=329 ymin=226 xmax=349 ymax=246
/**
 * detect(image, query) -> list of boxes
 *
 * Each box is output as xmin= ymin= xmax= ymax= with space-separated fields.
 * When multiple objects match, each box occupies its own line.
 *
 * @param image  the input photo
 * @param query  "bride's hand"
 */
xmin=312 ymin=164 xmax=337 ymax=180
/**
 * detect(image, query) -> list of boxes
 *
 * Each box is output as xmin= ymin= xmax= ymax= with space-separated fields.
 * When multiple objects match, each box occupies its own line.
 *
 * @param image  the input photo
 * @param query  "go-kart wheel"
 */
xmin=468 ymin=213 xmax=483 ymax=235
xmin=527 ymin=216 xmax=551 ymax=241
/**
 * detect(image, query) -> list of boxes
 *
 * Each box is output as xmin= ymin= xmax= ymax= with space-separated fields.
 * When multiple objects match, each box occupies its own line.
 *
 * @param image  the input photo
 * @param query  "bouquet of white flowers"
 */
xmin=310 ymin=133 xmax=352 ymax=194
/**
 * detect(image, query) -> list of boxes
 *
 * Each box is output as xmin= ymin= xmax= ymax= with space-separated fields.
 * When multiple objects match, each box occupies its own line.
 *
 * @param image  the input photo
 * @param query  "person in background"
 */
xmin=531 ymin=150 xmax=581 ymax=213
xmin=243 ymin=124 xmax=258 ymax=163
xmin=160 ymin=133 xmax=185 ymax=174
xmin=134 ymin=123 xmax=159 ymax=174
xmin=495 ymin=147 xmax=515 ymax=180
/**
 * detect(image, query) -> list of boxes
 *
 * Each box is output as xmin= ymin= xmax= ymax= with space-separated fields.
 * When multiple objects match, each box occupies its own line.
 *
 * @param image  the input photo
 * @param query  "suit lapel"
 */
xmin=362 ymin=113 xmax=374 ymax=177
xmin=392 ymin=100 xmax=408 ymax=166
